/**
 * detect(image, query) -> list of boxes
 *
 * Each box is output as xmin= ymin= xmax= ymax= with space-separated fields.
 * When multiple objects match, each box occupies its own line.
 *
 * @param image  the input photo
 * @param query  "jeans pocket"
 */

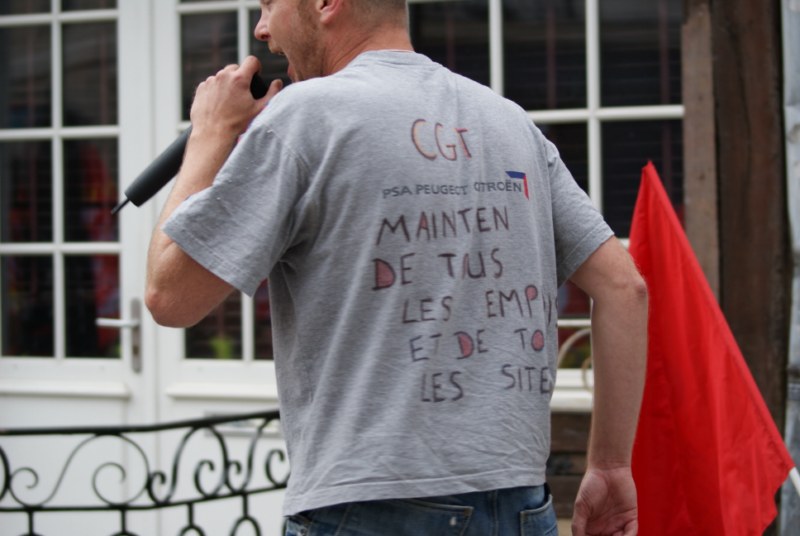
xmin=378 ymin=499 xmax=474 ymax=536
xmin=284 ymin=514 xmax=311 ymax=536
xmin=519 ymin=492 xmax=558 ymax=536
xmin=291 ymin=500 xmax=473 ymax=536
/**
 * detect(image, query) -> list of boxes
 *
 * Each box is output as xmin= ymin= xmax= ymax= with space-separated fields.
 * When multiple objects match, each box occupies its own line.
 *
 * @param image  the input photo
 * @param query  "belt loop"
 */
xmin=491 ymin=489 xmax=499 ymax=536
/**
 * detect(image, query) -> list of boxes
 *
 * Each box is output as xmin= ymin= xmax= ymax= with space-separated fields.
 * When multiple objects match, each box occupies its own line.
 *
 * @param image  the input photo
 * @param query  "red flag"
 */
xmin=629 ymin=162 xmax=794 ymax=535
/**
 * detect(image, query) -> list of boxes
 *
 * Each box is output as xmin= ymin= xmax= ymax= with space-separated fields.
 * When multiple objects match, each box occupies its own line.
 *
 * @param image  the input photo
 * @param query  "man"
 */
xmin=146 ymin=0 xmax=648 ymax=534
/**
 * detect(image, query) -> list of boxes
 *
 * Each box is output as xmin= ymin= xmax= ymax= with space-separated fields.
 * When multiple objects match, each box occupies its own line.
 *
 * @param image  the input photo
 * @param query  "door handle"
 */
xmin=97 ymin=299 xmax=142 ymax=373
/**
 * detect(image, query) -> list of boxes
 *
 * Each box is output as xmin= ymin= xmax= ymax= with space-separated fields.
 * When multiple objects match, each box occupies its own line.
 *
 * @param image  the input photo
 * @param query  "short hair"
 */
xmin=352 ymin=0 xmax=408 ymax=26
xmin=358 ymin=0 xmax=406 ymax=10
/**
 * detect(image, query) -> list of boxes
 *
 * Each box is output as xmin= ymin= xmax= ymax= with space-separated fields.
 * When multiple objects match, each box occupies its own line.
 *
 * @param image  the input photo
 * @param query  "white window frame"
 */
xmin=0 ymin=1 xmax=157 ymax=418
xmin=484 ymin=0 xmax=684 ymax=411
xmin=0 ymin=7 xmax=121 ymax=362
xmin=151 ymin=0 xmax=684 ymax=411
xmin=150 ymin=0 xmax=280 ymax=407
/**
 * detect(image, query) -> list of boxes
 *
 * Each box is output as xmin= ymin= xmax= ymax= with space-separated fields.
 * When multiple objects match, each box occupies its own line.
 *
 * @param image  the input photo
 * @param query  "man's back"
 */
xmin=163 ymin=50 xmax=613 ymax=515
xmin=148 ymin=2 xmax=646 ymax=533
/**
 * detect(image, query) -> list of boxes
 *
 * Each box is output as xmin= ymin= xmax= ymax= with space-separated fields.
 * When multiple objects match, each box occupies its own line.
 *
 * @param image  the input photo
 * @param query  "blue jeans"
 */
xmin=284 ymin=485 xmax=558 ymax=536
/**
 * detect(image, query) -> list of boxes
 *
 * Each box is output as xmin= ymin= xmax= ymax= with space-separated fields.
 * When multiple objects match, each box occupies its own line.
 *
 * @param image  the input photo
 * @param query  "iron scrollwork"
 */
xmin=0 ymin=410 xmax=289 ymax=536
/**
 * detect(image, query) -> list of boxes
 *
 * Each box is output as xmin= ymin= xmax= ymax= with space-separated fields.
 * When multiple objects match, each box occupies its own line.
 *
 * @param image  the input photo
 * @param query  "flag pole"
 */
xmin=791 ymin=467 xmax=800 ymax=498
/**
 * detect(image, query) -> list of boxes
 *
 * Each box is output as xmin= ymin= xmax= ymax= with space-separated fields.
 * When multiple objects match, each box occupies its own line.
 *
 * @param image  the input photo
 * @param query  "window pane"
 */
xmin=504 ymin=0 xmax=586 ymax=110
xmin=0 ymin=26 xmax=52 ymax=128
xmin=181 ymin=12 xmax=238 ymax=121
xmin=0 ymin=1 xmax=50 ymax=15
xmin=539 ymin=123 xmax=588 ymax=193
xmin=1 ymin=255 xmax=54 ymax=357
xmin=542 ymin=124 xmax=592 ymax=370
xmin=602 ymin=119 xmax=683 ymax=236
xmin=62 ymin=22 xmax=118 ymax=126
xmin=186 ymin=293 xmax=243 ymax=359
xmin=65 ymin=255 xmax=120 ymax=358
xmin=63 ymin=139 xmax=119 ymax=242
xmin=0 ymin=141 xmax=53 ymax=243
xmin=62 ymin=0 xmax=116 ymax=9
xmin=254 ymin=280 xmax=273 ymax=361
xmin=409 ymin=0 xmax=490 ymax=87
xmin=600 ymin=0 xmax=682 ymax=107
xmin=249 ymin=10 xmax=291 ymax=88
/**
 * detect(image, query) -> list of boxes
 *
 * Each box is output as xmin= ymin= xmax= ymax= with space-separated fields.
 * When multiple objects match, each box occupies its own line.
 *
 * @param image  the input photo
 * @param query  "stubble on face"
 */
xmin=260 ymin=0 xmax=327 ymax=82
xmin=288 ymin=0 xmax=324 ymax=81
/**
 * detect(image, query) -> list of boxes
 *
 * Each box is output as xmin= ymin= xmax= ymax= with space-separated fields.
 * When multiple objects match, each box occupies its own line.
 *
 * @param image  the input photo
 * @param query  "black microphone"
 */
xmin=112 ymin=73 xmax=269 ymax=214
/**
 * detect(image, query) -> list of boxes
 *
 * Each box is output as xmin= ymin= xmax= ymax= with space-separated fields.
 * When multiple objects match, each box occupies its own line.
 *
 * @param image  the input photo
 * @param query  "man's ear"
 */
xmin=316 ymin=0 xmax=345 ymax=24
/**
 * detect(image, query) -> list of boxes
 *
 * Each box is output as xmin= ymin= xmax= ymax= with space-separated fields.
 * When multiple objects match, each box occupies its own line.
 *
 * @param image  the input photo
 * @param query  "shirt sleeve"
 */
xmin=163 ymin=121 xmax=310 ymax=297
xmin=544 ymin=135 xmax=614 ymax=287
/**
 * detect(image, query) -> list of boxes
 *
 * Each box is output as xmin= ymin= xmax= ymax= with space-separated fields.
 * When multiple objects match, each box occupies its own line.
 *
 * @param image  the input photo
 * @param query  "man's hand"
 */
xmin=572 ymin=467 xmax=638 ymax=536
xmin=145 ymin=56 xmax=283 ymax=328
xmin=568 ymin=238 xmax=646 ymax=536
xmin=190 ymin=55 xmax=283 ymax=142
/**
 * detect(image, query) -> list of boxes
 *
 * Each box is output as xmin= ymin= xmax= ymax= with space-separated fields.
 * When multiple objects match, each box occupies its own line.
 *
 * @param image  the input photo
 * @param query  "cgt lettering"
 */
xmin=411 ymin=119 xmax=472 ymax=161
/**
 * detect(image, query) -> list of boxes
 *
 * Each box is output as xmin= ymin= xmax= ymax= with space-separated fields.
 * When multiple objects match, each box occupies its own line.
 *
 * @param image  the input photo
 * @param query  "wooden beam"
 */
xmin=682 ymin=0 xmax=719 ymax=297
xmin=712 ymin=0 xmax=789 ymax=433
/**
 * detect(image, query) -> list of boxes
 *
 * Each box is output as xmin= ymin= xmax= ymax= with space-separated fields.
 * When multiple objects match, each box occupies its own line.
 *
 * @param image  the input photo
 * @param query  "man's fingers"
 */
xmin=266 ymin=79 xmax=283 ymax=99
xmin=240 ymin=55 xmax=262 ymax=77
xmin=623 ymin=520 xmax=638 ymax=536
xmin=213 ymin=57 xmax=263 ymax=94
xmin=571 ymin=515 xmax=586 ymax=536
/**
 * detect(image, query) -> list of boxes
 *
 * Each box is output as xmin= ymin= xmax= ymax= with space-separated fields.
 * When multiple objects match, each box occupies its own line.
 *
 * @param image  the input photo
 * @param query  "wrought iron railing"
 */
xmin=0 ymin=410 xmax=289 ymax=536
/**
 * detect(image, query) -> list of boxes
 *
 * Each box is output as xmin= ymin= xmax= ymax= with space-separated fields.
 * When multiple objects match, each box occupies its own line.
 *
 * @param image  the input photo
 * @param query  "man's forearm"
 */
xmin=144 ymin=129 xmax=238 ymax=327
xmin=144 ymin=59 xmax=281 ymax=327
xmin=587 ymin=279 xmax=648 ymax=468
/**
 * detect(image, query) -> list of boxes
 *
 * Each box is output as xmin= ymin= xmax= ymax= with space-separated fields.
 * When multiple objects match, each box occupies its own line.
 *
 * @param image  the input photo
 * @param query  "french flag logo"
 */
xmin=506 ymin=171 xmax=529 ymax=199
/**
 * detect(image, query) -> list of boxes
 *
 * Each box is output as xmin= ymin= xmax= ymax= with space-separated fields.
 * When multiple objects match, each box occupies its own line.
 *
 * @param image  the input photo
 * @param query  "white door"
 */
xmin=150 ymin=0 xmax=289 ymax=414
xmin=0 ymin=0 xmax=151 ymax=425
xmin=0 ymin=1 xmax=286 ymax=534
xmin=147 ymin=2 xmax=289 ymax=534
xmin=0 ymin=1 xmax=157 ymax=534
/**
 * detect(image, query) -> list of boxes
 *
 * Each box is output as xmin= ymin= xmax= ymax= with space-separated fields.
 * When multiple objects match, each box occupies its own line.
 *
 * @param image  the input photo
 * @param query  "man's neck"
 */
xmin=323 ymin=26 xmax=413 ymax=75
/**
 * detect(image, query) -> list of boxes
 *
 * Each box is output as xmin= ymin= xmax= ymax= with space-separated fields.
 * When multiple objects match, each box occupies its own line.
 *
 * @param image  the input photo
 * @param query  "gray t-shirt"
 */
xmin=164 ymin=50 xmax=613 ymax=515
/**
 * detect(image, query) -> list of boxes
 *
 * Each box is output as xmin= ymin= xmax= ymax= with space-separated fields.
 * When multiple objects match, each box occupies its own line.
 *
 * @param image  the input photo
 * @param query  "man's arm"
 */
xmin=145 ymin=57 xmax=282 ymax=327
xmin=567 ymin=236 xmax=648 ymax=536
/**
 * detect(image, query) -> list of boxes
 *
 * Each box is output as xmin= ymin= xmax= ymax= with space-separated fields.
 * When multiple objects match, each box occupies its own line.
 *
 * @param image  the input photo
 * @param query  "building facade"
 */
xmin=0 ymin=0 xmax=795 ymax=534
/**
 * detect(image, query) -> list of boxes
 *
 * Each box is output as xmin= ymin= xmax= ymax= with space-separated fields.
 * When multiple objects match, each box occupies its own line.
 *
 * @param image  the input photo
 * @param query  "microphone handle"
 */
xmin=112 ymin=73 xmax=269 ymax=214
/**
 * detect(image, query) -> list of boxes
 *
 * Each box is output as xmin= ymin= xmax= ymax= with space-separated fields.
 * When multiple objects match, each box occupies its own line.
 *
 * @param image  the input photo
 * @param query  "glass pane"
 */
xmin=62 ymin=0 xmax=116 ymax=9
xmin=65 ymin=255 xmax=120 ymax=358
xmin=538 ymin=123 xmax=588 ymax=193
xmin=504 ymin=0 xmax=586 ymax=110
xmin=602 ymin=119 xmax=683 ymax=236
xmin=62 ymin=22 xmax=118 ymax=126
xmin=1 ymin=255 xmax=54 ymax=357
xmin=181 ymin=12 xmax=238 ymax=121
xmin=185 ymin=293 xmax=243 ymax=359
xmin=0 ymin=141 xmax=53 ymax=242
xmin=249 ymin=10 xmax=291 ymax=87
xmin=600 ymin=0 xmax=682 ymax=107
xmin=254 ymin=281 xmax=273 ymax=360
xmin=409 ymin=0 xmax=490 ymax=87
xmin=0 ymin=26 xmax=52 ymax=128
xmin=63 ymin=139 xmax=119 ymax=242
xmin=0 ymin=1 xmax=50 ymax=15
